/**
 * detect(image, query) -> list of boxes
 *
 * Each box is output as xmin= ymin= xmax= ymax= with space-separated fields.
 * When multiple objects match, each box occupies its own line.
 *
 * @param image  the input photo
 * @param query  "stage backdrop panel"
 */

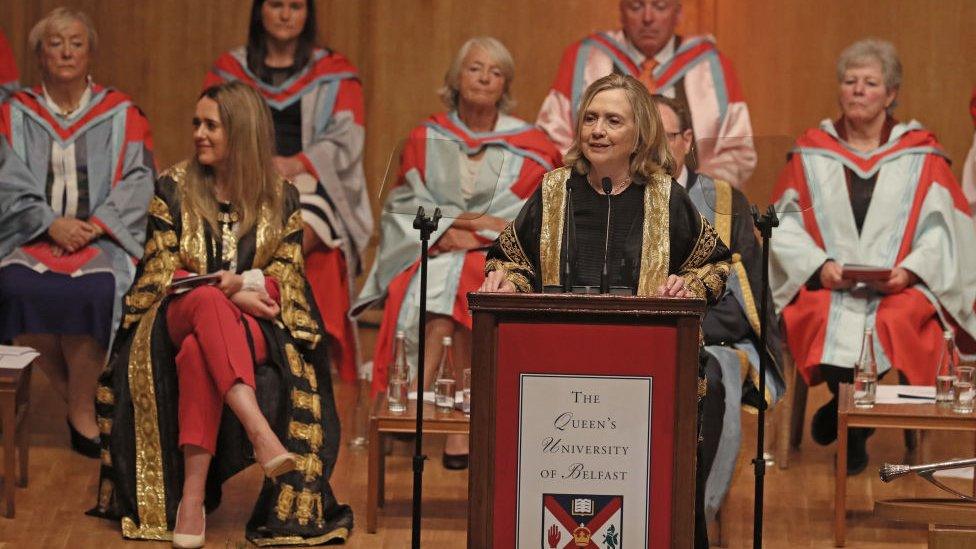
xmin=1 ymin=0 xmax=973 ymax=276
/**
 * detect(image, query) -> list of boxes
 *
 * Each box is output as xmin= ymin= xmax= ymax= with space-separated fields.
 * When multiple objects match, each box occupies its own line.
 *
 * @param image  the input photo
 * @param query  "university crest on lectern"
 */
xmin=542 ymin=493 xmax=623 ymax=548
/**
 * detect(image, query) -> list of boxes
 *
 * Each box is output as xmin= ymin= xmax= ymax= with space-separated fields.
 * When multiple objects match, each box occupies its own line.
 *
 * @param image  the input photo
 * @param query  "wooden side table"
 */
xmin=0 ymin=363 xmax=32 ymax=518
xmin=366 ymin=396 xmax=470 ymax=533
xmin=836 ymin=383 xmax=976 ymax=546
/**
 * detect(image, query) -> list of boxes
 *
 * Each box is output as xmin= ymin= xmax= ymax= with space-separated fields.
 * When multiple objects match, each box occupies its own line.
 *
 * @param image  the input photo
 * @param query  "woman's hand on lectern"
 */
xmin=480 ymin=269 xmax=516 ymax=293
xmin=658 ymin=274 xmax=694 ymax=298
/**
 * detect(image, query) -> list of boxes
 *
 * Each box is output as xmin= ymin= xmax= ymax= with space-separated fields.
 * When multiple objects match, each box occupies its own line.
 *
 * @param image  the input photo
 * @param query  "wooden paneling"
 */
xmin=714 ymin=0 xmax=976 ymax=204
xmin=1 ymin=0 xmax=973 ymax=249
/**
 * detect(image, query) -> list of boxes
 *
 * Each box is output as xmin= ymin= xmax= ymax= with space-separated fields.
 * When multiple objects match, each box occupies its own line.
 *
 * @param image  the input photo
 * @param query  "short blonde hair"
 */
xmin=438 ymin=37 xmax=516 ymax=113
xmin=836 ymin=38 xmax=901 ymax=113
xmin=28 ymin=7 xmax=99 ymax=55
xmin=564 ymin=73 xmax=675 ymax=180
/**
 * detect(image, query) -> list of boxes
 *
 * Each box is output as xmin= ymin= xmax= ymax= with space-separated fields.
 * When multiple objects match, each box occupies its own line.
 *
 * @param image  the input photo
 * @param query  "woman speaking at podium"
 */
xmin=480 ymin=73 xmax=729 ymax=300
xmin=480 ymin=73 xmax=731 ymax=549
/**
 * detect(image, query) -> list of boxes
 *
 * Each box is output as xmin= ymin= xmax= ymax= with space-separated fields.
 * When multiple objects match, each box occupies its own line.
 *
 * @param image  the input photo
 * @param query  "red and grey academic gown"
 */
xmin=205 ymin=46 xmax=371 ymax=382
xmin=0 ymin=30 xmax=18 ymax=101
xmin=962 ymin=88 xmax=976 ymax=217
xmin=0 ymin=84 xmax=156 ymax=345
xmin=770 ymin=120 xmax=976 ymax=386
xmin=353 ymin=112 xmax=561 ymax=395
xmin=536 ymin=31 xmax=755 ymax=187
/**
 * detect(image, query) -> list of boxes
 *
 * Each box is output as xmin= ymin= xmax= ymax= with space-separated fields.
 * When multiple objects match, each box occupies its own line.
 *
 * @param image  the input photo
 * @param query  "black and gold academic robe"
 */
xmin=89 ymin=162 xmax=353 ymax=546
xmin=486 ymin=166 xmax=731 ymax=301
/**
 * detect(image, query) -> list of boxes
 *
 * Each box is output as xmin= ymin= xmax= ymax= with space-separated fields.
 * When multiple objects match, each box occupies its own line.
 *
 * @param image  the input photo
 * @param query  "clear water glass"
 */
xmin=387 ymin=377 xmax=407 ymax=414
xmin=462 ymin=368 xmax=472 ymax=416
xmin=435 ymin=378 xmax=456 ymax=411
xmin=953 ymin=366 xmax=976 ymax=413
xmin=936 ymin=374 xmax=956 ymax=404
xmin=853 ymin=373 xmax=877 ymax=409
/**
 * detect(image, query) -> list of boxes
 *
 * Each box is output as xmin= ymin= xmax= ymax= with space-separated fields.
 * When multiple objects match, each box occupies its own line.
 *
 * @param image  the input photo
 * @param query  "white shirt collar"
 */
xmin=653 ymin=35 xmax=677 ymax=66
xmin=675 ymin=165 xmax=688 ymax=188
xmin=620 ymin=31 xmax=677 ymax=66
xmin=42 ymin=77 xmax=93 ymax=119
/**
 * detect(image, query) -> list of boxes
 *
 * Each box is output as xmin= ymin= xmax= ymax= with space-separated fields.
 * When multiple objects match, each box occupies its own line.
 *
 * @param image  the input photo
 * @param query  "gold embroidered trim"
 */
xmin=98 ymin=478 xmax=114 ymax=510
xmin=539 ymin=167 xmax=571 ymax=287
xmin=713 ymin=179 xmax=733 ymax=246
xmin=276 ymin=483 xmax=296 ymax=522
xmin=128 ymin=302 xmax=168 ymax=535
xmin=96 ymin=385 xmax=115 ymax=405
xmin=288 ymin=421 xmax=323 ymax=451
xmin=265 ymin=211 xmax=322 ymax=349
xmin=121 ymin=517 xmax=172 ymax=541
xmin=101 ymin=448 xmax=112 ymax=467
xmin=98 ymin=417 xmax=112 ymax=436
xmin=295 ymin=452 xmax=324 ymax=482
xmin=159 ymin=160 xmax=188 ymax=181
xmin=495 ymin=223 xmax=534 ymax=275
xmin=637 ymin=173 xmax=671 ymax=296
xmin=148 ymin=196 xmax=172 ymax=225
xmin=679 ymin=214 xmax=718 ymax=272
xmin=180 ymin=200 xmax=207 ymax=275
xmin=291 ymin=388 xmax=322 ymax=421
xmin=284 ymin=343 xmax=304 ymax=377
xmin=732 ymin=257 xmax=762 ymax=336
xmin=249 ymin=527 xmax=350 ymax=547
xmin=295 ymin=489 xmax=318 ymax=526
xmin=253 ymin=202 xmax=280 ymax=268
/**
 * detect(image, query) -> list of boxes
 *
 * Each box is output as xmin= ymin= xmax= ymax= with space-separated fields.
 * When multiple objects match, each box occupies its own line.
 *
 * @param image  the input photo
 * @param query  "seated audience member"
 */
xmin=0 ymin=8 xmax=154 ymax=457
xmin=770 ymin=39 xmax=976 ymax=474
xmin=481 ymin=73 xmax=730 ymax=549
xmin=354 ymin=37 xmax=561 ymax=470
xmin=89 ymin=82 xmax=352 ymax=547
xmin=204 ymin=0 xmax=371 ymax=383
xmin=0 ymin=28 xmax=18 ymax=101
xmin=653 ymin=94 xmax=785 ymax=520
xmin=537 ymin=0 xmax=756 ymax=187
xmin=962 ymin=88 xmax=976 ymax=217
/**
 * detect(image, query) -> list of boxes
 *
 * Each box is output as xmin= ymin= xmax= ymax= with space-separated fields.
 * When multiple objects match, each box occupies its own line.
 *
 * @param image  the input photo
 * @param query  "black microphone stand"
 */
xmin=410 ymin=205 xmax=441 ymax=549
xmin=749 ymin=204 xmax=779 ymax=549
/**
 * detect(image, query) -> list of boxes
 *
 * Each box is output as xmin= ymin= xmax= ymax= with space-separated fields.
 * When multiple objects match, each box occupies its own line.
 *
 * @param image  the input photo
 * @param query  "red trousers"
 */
xmin=166 ymin=285 xmax=269 ymax=454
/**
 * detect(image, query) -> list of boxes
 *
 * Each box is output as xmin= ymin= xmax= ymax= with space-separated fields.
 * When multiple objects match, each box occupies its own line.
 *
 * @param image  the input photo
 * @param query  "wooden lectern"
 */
xmin=467 ymin=292 xmax=705 ymax=549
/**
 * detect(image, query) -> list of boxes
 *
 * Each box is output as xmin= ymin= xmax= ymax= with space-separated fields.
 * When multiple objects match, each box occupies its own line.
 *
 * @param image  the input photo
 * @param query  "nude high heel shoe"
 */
xmin=172 ymin=502 xmax=205 ymax=549
xmin=262 ymin=452 xmax=298 ymax=479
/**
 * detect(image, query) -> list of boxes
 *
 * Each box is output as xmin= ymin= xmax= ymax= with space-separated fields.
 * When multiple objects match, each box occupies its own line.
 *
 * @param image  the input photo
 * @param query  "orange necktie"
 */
xmin=639 ymin=59 xmax=658 ymax=93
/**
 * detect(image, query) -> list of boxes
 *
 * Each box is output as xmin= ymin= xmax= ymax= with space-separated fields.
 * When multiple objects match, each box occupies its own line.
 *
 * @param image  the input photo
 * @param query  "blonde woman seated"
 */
xmin=90 ymin=82 xmax=352 ymax=547
xmin=354 ymin=37 xmax=560 ymax=470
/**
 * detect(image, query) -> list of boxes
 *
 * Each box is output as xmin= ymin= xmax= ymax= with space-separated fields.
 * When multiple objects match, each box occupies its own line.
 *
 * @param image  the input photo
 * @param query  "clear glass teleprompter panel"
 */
xmin=377 ymin=134 xmax=509 ymax=221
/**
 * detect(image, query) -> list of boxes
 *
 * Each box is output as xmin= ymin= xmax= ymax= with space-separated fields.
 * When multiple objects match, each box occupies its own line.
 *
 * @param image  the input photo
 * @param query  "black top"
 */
xmin=566 ymin=172 xmax=645 ymax=288
xmin=262 ymin=66 xmax=303 ymax=157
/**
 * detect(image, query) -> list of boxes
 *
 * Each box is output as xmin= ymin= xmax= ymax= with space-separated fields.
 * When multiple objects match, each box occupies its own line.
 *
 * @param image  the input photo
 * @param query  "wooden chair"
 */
xmin=0 ymin=362 xmax=32 ymax=518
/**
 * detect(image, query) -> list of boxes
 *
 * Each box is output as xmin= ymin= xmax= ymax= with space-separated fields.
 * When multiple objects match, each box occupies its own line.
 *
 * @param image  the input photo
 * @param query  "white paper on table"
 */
xmin=0 ymin=345 xmax=39 ymax=370
xmin=875 ymin=384 xmax=936 ymax=404
xmin=407 ymin=390 xmax=464 ymax=404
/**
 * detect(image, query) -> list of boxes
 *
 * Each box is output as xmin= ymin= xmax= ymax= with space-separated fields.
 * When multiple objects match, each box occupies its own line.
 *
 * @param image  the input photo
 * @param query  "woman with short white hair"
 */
xmin=354 ymin=36 xmax=561 ymax=469
xmin=771 ymin=38 xmax=976 ymax=474
xmin=0 ymin=7 xmax=154 ymax=458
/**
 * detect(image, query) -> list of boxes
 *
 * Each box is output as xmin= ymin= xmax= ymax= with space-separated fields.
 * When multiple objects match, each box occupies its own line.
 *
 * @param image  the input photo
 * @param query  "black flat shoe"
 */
xmin=68 ymin=420 xmax=101 ymax=459
xmin=442 ymin=452 xmax=469 ymax=470
xmin=811 ymin=398 xmax=838 ymax=446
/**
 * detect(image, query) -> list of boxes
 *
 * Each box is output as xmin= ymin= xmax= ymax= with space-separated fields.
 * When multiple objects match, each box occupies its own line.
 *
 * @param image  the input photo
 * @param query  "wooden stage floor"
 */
xmin=1 ymin=328 xmax=972 ymax=547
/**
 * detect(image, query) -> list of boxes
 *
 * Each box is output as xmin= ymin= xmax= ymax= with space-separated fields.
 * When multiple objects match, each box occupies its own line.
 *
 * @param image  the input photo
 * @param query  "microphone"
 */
xmin=561 ymin=186 xmax=574 ymax=292
xmin=600 ymin=177 xmax=612 ymax=294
